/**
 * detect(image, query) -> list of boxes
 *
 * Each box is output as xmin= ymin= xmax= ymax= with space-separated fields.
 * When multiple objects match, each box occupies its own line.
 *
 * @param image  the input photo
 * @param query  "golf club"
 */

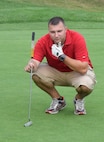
xmin=24 ymin=68 xmax=33 ymax=127
xmin=24 ymin=32 xmax=35 ymax=127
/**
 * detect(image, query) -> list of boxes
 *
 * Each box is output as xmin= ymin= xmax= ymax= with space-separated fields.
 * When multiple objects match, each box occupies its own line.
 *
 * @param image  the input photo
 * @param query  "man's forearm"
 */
xmin=63 ymin=55 xmax=88 ymax=74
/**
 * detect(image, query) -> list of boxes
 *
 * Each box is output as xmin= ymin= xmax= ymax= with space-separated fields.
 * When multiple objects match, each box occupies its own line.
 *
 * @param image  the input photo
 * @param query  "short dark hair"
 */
xmin=48 ymin=17 xmax=65 ymax=26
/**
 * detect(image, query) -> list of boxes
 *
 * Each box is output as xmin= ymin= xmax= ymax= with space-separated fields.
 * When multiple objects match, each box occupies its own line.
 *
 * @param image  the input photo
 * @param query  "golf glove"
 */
xmin=51 ymin=42 xmax=64 ymax=58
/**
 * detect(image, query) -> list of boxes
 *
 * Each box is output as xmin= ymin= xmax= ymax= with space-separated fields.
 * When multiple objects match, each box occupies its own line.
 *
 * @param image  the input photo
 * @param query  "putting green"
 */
xmin=0 ymin=22 xmax=104 ymax=142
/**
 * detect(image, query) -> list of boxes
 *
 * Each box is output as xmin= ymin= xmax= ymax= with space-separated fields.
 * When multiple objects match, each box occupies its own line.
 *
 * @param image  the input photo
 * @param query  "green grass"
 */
xmin=0 ymin=22 xmax=104 ymax=142
xmin=0 ymin=0 xmax=104 ymax=142
xmin=0 ymin=0 xmax=104 ymax=23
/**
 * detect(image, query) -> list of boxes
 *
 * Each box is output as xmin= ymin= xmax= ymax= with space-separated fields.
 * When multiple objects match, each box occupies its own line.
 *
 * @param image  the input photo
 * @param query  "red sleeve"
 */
xmin=73 ymin=32 xmax=93 ymax=68
xmin=74 ymin=33 xmax=89 ymax=62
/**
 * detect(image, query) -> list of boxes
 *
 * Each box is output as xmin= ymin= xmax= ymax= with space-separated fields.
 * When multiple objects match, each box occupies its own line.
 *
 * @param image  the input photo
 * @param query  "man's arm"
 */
xmin=63 ymin=55 xmax=88 ymax=74
xmin=51 ymin=43 xmax=89 ymax=74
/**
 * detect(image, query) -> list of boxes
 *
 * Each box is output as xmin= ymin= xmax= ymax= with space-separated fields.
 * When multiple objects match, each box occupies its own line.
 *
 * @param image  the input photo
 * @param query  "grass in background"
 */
xmin=0 ymin=0 xmax=104 ymax=142
xmin=0 ymin=0 xmax=104 ymax=23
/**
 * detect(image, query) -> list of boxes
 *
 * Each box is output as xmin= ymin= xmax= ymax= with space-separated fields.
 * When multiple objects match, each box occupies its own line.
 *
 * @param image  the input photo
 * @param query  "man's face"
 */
xmin=48 ymin=22 xmax=66 ymax=44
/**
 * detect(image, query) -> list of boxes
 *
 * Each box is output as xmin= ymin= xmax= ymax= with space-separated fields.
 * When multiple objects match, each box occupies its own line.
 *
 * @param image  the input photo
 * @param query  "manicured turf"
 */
xmin=0 ymin=22 xmax=104 ymax=142
xmin=0 ymin=0 xmax=104 ymax=141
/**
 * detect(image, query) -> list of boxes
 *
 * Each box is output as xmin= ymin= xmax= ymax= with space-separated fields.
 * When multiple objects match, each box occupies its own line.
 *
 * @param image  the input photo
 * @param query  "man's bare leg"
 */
xmin=32 ymin=74 xmax=66 ymax=114
xmin=74 ymin=85 xmax=92 ymax=115
xmin=76 ymin=85 xmax=92 ymax=99
xmin=32 ymin=74 xmax=61 ymax=99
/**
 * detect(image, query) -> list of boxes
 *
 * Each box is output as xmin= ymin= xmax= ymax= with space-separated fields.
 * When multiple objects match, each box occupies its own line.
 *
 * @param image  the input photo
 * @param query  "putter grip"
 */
xmin=31 ymin=32 xmax=35 ymax=58
xmin=32 ymin=32 xmax=35 ymax=41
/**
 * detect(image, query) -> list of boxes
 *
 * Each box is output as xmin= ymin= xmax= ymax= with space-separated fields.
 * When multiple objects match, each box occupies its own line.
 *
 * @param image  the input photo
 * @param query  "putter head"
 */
xmin=24 ymin=120 xmax=33 ymax=127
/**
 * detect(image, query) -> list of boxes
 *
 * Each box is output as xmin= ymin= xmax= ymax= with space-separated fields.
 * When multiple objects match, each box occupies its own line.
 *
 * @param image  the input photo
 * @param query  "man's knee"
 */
xmin=32 ymin=74 xmax=40 ymax=83
xmin=76 ymin=85 xmax=92 ymax=95
xmin=32 ymin=74 xmax=54 ymax=88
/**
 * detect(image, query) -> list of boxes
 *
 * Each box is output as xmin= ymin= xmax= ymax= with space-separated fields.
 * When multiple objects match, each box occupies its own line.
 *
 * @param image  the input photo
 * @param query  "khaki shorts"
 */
xmin=33 ymin=63 xmax=97 ymax=90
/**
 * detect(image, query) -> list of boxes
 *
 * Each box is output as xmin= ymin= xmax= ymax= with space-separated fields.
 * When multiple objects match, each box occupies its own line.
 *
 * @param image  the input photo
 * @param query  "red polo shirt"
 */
xmin=33 ymin=29 xmax=93 ymax=72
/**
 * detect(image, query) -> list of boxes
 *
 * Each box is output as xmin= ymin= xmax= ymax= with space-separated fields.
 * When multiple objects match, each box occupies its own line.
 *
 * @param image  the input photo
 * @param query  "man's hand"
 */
xmin=25 ymin=59 xmax=39 ymax=72
xmin=24 ymin=59 xmax=40 ymax=73
xmin=25 ymin=62 xmax=35 ymax=73
xmin=51 ymin=42 xmax=64 ymax=58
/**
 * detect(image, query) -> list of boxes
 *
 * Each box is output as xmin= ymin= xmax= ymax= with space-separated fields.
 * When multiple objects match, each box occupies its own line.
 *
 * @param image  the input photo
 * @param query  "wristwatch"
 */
xmin=58 ymin=54 xmax=66 ymax=61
